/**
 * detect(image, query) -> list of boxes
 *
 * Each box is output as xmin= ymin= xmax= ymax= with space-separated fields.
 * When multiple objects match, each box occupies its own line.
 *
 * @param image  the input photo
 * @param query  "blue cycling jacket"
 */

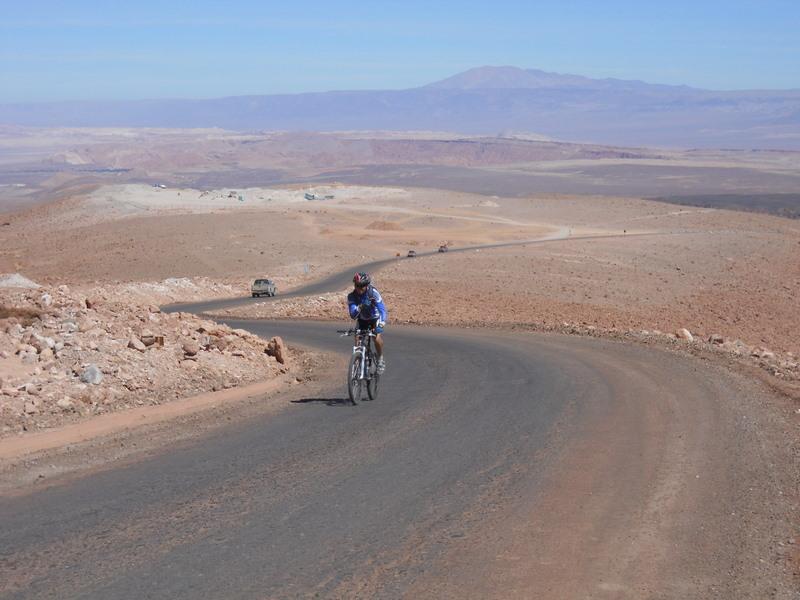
xmin=347 ymin=285 xmax=387 ymax=322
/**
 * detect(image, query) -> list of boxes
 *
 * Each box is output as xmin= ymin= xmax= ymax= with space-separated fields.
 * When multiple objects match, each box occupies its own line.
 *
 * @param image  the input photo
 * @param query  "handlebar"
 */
xmin=337 ymin=328 xmax=377 ymax=337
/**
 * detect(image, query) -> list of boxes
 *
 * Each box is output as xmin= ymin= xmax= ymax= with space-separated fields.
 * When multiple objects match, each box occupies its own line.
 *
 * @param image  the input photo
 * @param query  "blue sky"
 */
xmin=2 ymin=0 xmax=798 ymax=102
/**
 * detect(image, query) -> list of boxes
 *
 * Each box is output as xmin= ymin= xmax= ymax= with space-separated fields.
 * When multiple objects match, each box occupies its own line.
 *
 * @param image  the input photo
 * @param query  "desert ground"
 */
xmin=2 ymin=175 xmax=799 ymax=430
xmin=0 ymin=129 xmax=798 ymax=595
xmin=1 ymin=128 xmax=799 ymax=434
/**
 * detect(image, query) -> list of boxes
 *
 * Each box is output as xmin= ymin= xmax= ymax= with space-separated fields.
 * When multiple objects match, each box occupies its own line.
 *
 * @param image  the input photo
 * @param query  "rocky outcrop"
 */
xmin=0 ymin=282 xmax=294 ymax=437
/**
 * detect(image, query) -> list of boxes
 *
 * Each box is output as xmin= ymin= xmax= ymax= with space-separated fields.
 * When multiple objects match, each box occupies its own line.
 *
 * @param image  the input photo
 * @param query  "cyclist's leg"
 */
xmin=371 ymin=319 xmax=386 ymax=373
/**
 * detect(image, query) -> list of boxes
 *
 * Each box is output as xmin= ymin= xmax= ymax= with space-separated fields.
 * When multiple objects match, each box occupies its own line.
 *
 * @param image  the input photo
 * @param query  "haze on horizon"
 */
xmin=2 ymin=0 xmax=799 ymax=103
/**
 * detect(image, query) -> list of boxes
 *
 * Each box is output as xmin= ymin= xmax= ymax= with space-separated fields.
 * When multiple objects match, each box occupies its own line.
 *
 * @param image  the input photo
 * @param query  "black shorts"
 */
xmin=357 ymin=318 xmax=383 ymax=333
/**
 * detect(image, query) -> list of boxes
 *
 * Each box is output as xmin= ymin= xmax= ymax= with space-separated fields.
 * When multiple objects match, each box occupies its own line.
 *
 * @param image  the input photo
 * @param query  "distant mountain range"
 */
xmin=2 ymin=66 xmax=799 ymax=149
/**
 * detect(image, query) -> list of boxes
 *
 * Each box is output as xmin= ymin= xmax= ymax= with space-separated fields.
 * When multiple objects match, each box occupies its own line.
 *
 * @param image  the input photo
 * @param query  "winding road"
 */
xmin=0 ymin=237 xmax=794 ymax=599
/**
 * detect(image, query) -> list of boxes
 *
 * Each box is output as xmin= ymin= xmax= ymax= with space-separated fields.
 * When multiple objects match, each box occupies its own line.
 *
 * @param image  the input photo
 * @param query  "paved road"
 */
xmin=164 ymin=230 xmax=678 ymax=315
xmin=1 ymin=326 xmax=789 ymax=598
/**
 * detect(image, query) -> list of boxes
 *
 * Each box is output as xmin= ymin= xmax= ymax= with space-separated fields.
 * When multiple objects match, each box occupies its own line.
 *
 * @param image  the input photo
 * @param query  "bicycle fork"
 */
xmin=353 ymin=346 xmax=366 ymax=380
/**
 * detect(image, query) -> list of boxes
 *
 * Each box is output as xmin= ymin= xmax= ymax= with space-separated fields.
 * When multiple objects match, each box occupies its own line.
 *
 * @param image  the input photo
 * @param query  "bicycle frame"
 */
xmin=346 ymin=329 xmax=376 ymax=381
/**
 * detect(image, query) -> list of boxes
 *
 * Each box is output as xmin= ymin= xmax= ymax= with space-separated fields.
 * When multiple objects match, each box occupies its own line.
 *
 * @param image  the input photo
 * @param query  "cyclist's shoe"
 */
xmin=377 ymin=356 xmax=386 ymax=374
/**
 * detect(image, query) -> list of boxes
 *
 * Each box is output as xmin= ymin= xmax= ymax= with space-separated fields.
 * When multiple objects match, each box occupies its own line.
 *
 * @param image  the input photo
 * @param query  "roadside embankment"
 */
xmin=0 ymin=277 xmax=296 ymax=441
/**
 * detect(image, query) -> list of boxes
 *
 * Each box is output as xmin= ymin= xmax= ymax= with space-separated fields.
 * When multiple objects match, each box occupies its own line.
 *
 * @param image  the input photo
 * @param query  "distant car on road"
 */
xmin=406 ymin=250 xmax=417 ymax=258
xmin=438 ymin=245 xmax=448 ymax=253
xmin=251 ymin=278 xmax=277 ymax=297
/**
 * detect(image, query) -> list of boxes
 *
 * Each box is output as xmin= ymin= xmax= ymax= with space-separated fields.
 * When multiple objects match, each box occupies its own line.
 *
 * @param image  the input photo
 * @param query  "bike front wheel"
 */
xmin=347 ymin=353 xmax=362 ymax=405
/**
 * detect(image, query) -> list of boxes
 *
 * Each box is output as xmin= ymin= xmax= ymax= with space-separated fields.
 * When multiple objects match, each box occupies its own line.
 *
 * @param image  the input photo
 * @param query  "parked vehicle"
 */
xmin=407 ymin=249 xmax=417 ymax=258
xmin=438 ymin=245 xmax=448 ymax=253
xmin=251 ymin=278 xmax=277 ymax=297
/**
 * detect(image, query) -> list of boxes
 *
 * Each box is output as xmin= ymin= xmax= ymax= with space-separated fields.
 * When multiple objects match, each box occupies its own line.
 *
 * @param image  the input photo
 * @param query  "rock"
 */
xmin=30 ymin=333 xmax=56 ymax=353
xmin=20 ymin=351 xmax=38 ymax=365
xmin=266 ymin=336 xmax=287 ymax=364
xmin=39 ymin=293 xmax=53 ymax=307
xmin=24 ymin=400 xmax=39 ymax=414
xmin=61 ymin=320 xmax=79 ymax=333
xmin=77 ymin=318 xmax=94 ymax=332
xmin=752 ymin=347 xmax=776 ymax=360
xmin=84 ymin=297 xmax=100 ymax=309
xmin=24 ymin=383 xmax=39 ymax=395
xmin=209 ymin=336 xmax=228 ymax=351
xmin=675 ymin=328 xmax=694 ymax=342
xmin=148 ymin=305 xmax=161 ymax=313
xmin=139 ymin=329 xmax=156 ymax=346
xmin=56 ymin=398 xmax=74 ymax=411
xmin=708 ymin=333 xmax=725 ymax=344
xmin=80 ymin=364 xmax=104 ymax=385
xmin=1 ymin=387 xmax=18 ymax=397
xmin=38 ymin=347 xmax=54 ymax=361
xmin=182 ymin=340 xmax=200 ymax=356
xmin=0 ymin=350 xmax=9 ymax=359
xmin=128 ymin=337 xmax=147 ymax=352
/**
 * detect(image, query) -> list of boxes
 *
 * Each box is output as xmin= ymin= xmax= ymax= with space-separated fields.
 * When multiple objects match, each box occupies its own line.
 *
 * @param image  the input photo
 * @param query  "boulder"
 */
xmin=80 ymin=364 xmax=104 ymax=385
xmin=20 ymin=352 xmax=38 ymax=365
xmin=752 ymin=347 xmax=776 ymax=360
xmin=139 ymin=330 xmax=156 ymax=347
xmin=266 ymin=336 xmax=287 ymax=365
xmin=56 ymin=398 xmax=74 ymax=411
xmin=209 ymin=336 xmax=228 ymax=351
xmin=128 ymin=337 xmax=147 ymax=352
xmin=40 ymin=293 xmax=53 ymax=307
xmin=675 ymin=328 xmax=694 ymax=342
xmin=61 ymin=320 xmax=79 ymax=333
xmin=708 ymin=333 xmax=725 ymax=345
xmin=30 ymin=334 xmax=55 ymax=353
xmin=182 ymin=340 xmax=200 ymax=356
xmin=15 ymin=343 xmax=36 ymax=355
xmin=77 ymin=318 xmax=94 ymax=332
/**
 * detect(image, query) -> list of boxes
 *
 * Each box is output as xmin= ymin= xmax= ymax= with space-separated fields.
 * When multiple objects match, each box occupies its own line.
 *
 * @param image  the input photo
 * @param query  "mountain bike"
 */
xmin=338 ymin=328 xmax=380 ymax=404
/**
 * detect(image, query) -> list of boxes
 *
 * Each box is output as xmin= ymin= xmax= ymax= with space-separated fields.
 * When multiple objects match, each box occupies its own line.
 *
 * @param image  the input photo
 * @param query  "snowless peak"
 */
xmin=423 ymin=66 xmax=593 ymax=89
xmin=423 ymin=65 xmax=692 ymax=91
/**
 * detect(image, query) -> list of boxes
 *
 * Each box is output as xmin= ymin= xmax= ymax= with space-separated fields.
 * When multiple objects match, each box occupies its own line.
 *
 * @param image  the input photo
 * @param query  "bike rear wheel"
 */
xmin=366 ymin=350 xmax=380 ymax=401
xmin=347 ymin=353 xmax=362 ymax=405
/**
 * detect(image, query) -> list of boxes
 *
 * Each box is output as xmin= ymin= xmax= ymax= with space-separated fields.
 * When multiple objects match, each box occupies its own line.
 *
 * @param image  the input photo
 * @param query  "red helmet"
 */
xmin=353 ymin=272 xmax=371 ymax=286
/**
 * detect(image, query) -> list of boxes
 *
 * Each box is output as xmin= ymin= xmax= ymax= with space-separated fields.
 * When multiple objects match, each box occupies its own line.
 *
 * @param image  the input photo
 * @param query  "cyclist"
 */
xmin=347 ymin=272 xmax=387 ymax=373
